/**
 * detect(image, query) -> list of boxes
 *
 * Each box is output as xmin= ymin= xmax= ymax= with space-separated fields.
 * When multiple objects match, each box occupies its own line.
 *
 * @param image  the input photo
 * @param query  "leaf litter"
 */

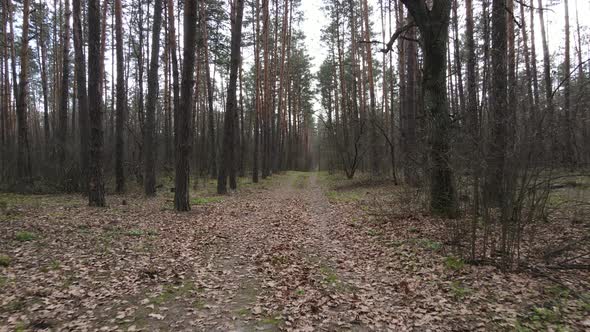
xmin=0 ymin=173 xmax=588 ymax=331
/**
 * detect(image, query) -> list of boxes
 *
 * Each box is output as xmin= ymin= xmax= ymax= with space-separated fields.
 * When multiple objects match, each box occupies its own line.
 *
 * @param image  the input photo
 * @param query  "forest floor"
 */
xmin=0 ymin=171 xmax=589 ymax=331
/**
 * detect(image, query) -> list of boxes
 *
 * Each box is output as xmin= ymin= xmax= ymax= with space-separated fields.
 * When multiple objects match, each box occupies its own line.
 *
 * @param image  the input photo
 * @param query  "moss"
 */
xmin=0 ymin=254 xmax=11 ymax=267
xmin=191 ymin=196 xmax=223 ymax=205
xmin=150 ymin=282 xmax=196 ymax=305
xmin=319 ymin=266 xmax=339 ymax=285
xmin=261 ymin=315 xmax=283 ymax=326
xmin=125 ymin=229 xmax=144 ymax=237
xmin=236 ymin=308 xmax=250 ymax=316
xmin=325 ymin=190 xmax=363 ymax=203
xmin=449 ymin=281 xmax=471 ymax=299
xmin=15 ymin=231 xmax=36 ymax=242
xmin=444 ymin=256 xmax=464 ymax=271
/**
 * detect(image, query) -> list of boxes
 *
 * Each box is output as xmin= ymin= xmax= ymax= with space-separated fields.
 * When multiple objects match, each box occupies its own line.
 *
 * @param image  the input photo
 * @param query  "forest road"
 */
xmin=194 ymin=172 xmax=408 ymax=331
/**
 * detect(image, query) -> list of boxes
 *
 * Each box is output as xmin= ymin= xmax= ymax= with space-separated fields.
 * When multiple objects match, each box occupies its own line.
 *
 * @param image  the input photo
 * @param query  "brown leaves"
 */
xmin=0 ymin=174 xmax=588 ymax=330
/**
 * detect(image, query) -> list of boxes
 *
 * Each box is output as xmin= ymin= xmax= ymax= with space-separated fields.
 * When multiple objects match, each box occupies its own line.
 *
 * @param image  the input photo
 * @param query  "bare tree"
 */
xmin=218 ymin=0 xmax=245 ymax=194
xmin=88 ymin=0 xmax=105 ymax=206
xmin=16 ymin=0 xmax=32 ymax=187
xmin=143 ymin=0 xmax=164 ymax=196
xmin=73 ymin=0 xmax=89 ymax=191
xmin=115 ymin=0 xmax=126 ymax=192
xmin=174 ymin=0 xmax=198 ymax=211
xmin=57 ymin=0 xmax=71 ymax=171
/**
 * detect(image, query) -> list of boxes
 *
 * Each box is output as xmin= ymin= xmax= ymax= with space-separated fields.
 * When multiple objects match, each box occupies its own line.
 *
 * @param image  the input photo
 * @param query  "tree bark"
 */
xmin=73 ymin=0 xmax=89 ymax=192
xmin=361 ymin=0 xmax=379 ymax=176
xmin=465 ymin=0 xmax=480 ymax=261
xmin=218 ymin=0 xmax=244 ymax=194
xmin=167 ymin=0 xmax=179 ymax=164
xmin=174 ymin=0 xmax=198 ymax=211
xmin=143 ymin=0 xmax=163 ymax=196
xmin=485 ymin=0 xmax=508 ymax=206
xmin=563 ymin=0 xmax=574 ymax=164
xmin=35 ymin=5 xmax=51 ymax=153
xmin=252 ymin=0 xmax=261 ymax=183
xmin=88 ymin=0 xmax=105 ymax=206
xmin=399 ymin=0 xmax=457 ymax=217
xmin=57 ymin=0 xmax=71 ymax=178
xmin=201 ymin=3 xmax=217 ymax=179
xmin=537 ymin=0 xmax=554 ymax=129
xmin=115 ymin=0 xmax=126 ymax=192
xmin=16 ymin=0 xmax=32 ymax=186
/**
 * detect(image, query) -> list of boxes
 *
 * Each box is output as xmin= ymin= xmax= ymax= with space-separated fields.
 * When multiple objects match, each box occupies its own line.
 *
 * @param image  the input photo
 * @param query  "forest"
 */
xmin=0 ymin=0 xmax=589 ymax=330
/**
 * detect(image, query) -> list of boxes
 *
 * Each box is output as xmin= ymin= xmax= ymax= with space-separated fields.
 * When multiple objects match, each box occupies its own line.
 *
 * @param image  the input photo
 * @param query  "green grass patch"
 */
xmin=0 ymin=275 xmax=8 ymax=288
xmin=42 ymin=261 xmax=62 ymax=273
xmin=0 ymin=254 xmax=11 ymax=267
xmin=191 ymin=196 xmax=223 ymax=205
xmin=15 ymin=231 xmax=36 ymax=242
xmin=319 ymin=266 xmax=339 ymax=285
xmin=125 ymin=229 xmax=144 ymax=237
xmin=366 ymin=228 xmax=383 ymax=237
xmin=515 ymin=285 xmax=583 ymax=331
xmin=449 ymin=281 xmax=471 ymax=299
xmin=293 ymin=174 xmax=309 ymax=189
xmin=193 ymin=299 xmax=206 ymax=309
xmin=326 ymin=190 xmax=363 ymax=203
xmin=416 ymin=239 xmax=442 ymax=251
xmin=444 ymin=256 xmax=465 ymax=271
xmin=261 ymin=316 xmax=282 ymax=326
xmin=150 ymin=282 xmax=196 ymax=305
xmin=237 ymin=308 xmax=250 ymax=316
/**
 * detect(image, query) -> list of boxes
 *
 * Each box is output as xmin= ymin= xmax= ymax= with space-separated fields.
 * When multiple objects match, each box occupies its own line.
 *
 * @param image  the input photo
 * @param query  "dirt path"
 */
xmin=1 ymin=173 xmax=587 ymax=331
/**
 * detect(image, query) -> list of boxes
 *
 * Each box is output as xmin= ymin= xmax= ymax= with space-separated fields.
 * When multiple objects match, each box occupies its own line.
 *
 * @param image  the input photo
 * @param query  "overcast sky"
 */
xmin=300 ymin=0 xmax=590 ymax=73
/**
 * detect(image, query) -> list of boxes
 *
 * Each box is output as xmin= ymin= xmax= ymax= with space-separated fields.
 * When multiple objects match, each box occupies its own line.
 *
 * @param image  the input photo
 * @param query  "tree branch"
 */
xmin=380 ymin=22 xmax=416 ymax=54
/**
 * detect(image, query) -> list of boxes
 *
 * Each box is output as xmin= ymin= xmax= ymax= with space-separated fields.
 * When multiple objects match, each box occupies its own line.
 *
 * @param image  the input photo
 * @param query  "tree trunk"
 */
xmin=115 ymin=0 xmax=126 ymax=192
xmin=485 ymin=0 xmax=508 ymax=206
xmin=563 ymin=0 xmax=574 ymax=164
xmin=537 ymin=0 xmax=554 ymax=132
xmin=529 ymin=0 xmax=540 ymax=106
xmin=143 ymin=0 xmax=163 ymax=196
xmin=400 ymin=0 xmax=457 ymax=218
xmin=73 ymin=0 xmax=89 ymax=192
xmin=88 ymin=0 xmax=105 ymax=206
xmin=174 ymin=0 xmax=198 ymax=211
xmin=36 ymin=6 xmax=51 ymax=154
xmin=218 ymin=0 xmax=244 ymax=194
xmin=16 ymin=0 xmax=32 ymax=186
xmin=361 ymin=0 xmax=379 ymax=176
xmin=201 ymin=3 xmax=217 ymax=179
xmin=167 ymin=0 xmax=179 ymax=165
xmin=519 ymin=1 xmax=535 ymax=127
xmin=57 ymin=0 xmax=71 ymax=179
xmin=403 ymin=18 xmax=418 ymax=186
xmin=452 ymin=0 xmax=465 ymax=117
xmin=252 ymin=0 xmax=261 ymax=183
xmin=465 ymin=0 xmax=480 ymax=261
xmin=261 ymin=0 xmax=271 ymax=179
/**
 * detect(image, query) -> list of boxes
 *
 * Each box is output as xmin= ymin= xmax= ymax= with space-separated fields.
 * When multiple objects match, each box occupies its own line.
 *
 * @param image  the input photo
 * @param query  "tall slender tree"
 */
xmin=174 ymin=0 xmax=198 ymax=211
xmin=395 ymin=0 xmax=457 ymax=217
xmin=361 ymin=0 xmax=379 ymax=176
xmin=563 ymin=0 xmax=574 ymax=164
xmin=57 ymin=0 xmax=71 ymax=171
xmin=114 ymin=0 xmax=126 ymax=192
xmin=143 ymin=0 xmax=164 ymax=196
xmin=88 ymin=0 xmax=106 ymax=206
xmin=486 ymin=0 xmax=508 ymax=205
xmin=218 ymin=0 xmax=245 ymax=194
xmin=16 ymin=0 xmax=32 ymax=186
xmin=73 ymin=0 xmax=89 ymax=191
